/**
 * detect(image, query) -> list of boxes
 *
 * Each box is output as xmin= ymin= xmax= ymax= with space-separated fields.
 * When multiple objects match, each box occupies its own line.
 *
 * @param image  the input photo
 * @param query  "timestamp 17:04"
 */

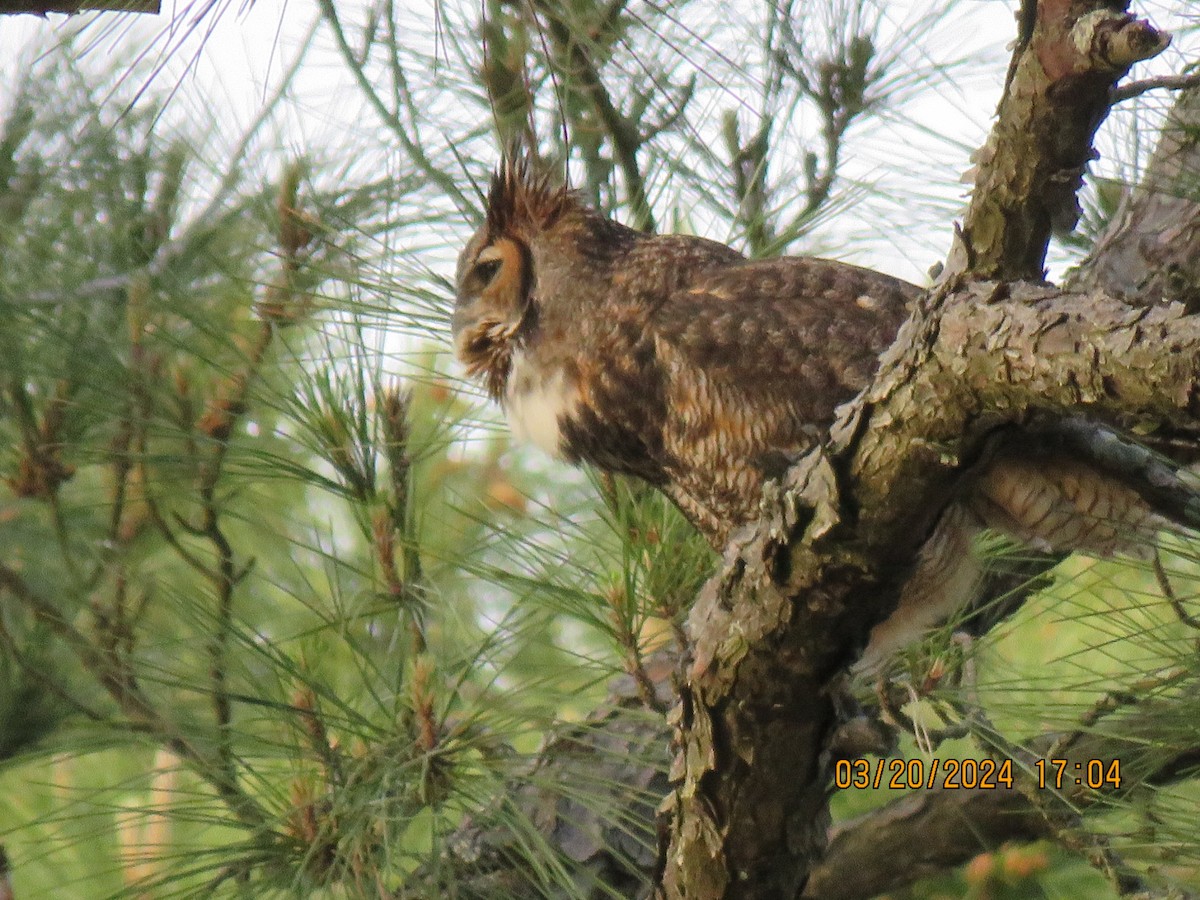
xmin=833 ymin=757 xmax=1122 ymax=791
xmin=1035 ymin=758 xmax=1122 ymax=790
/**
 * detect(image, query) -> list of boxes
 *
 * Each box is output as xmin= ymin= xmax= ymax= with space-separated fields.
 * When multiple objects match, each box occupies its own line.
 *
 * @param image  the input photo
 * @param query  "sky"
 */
xmin=0 ymin=0 xmax=1195 ymax=285
xmin=0 ymin=1 xmax=1005 ymax=278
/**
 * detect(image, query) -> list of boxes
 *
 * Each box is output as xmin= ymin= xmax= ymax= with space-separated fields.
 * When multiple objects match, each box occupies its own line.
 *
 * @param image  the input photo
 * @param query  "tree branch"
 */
xmin=661 ymin=267 xmax=1200 ymax=896
xmin=1071 ymin=86 xmax=1200 ymax=308
xmin=807 ymin=687 xmax=1200 ymax=900
xmin=317 ymin=0 xmax=468 ymax=212
xmin=0 ymin=562 xmax=268 ymax=828
xmin=804 ymin=786 xmax=1050 ymax=900
xmin=1112 ymin=72 xmax=1200 ymax=104
xmin=0 ymin=0 xmax=158 ymax=13
xmin=944 ymin=5 xmax=1170 ymax=282
xmin=421 ymin=7 xmax=1200 ymax=899
xmin=423 ymin=659 xmax=673 ymax=898
xmin=535 ymin=1 xmax=656 ymax=233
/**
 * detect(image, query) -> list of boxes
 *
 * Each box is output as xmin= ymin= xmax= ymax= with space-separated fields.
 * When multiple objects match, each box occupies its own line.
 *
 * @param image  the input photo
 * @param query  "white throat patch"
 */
xmin=504 ymin=352 xmax=579 ymax=457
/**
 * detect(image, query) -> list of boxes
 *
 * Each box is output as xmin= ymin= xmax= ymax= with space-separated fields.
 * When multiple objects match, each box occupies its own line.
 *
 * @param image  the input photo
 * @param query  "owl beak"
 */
xmin=450 ymin=303 xmax=471 ymax=346
xmin=451 ymin=302 xmax=485 ymax=358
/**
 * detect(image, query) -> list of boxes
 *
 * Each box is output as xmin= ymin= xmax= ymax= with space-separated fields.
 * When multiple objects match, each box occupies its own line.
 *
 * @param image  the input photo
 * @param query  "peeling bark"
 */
xmin=944 ymin=1 xmax=1169 ymax=282
xmin=847 ymin=282 xmax=1200 ymax=549
xmin=663 ymin=279 xmax=1200 ymax=899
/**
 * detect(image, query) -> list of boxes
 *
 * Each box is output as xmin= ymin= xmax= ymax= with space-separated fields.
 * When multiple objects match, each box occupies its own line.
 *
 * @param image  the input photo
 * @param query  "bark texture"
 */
xmin=800 ymin=83 xmax=1200 ymax=900
xmin=1072 ymin=87 xmax=1200 ymax=307
xmin=944 ymin=0 xmax=1169 ymax=281
xmin=663 ymin=279 xmax=1200 ymax=898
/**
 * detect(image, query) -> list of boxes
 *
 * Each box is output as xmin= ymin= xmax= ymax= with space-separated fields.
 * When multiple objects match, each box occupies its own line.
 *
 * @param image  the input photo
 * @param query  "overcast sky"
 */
xmin=0 ymin=1 xmax=1194 ymax=283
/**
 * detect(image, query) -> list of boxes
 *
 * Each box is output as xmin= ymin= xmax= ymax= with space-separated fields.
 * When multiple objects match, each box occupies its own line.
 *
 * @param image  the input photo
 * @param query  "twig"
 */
xmin=11 ymin=22 xmax=319 ymax=311
xmin=0 ymin=0 xmax=158 ymax=12
xmin=1153 ymin=550 xmax=1200 ymax=630
xmin=772 ymin=16 xmax=874 ymax=221
xmin=874 ymin=674 xmax=969 ymax=752
xmin=293 ymin=688 xmax=345 ymax=787
xmin=0 ymin=610 xmax=105 ymax=724
xmin=0 ymin=562 xmax=268 ymax=827
xmin=1052 ymin=815 xmax=1153 ymax=896
xmin=535 ymin=1 xmax=656 ymax=232
xmin=191 ymin=320 xmax=275 ymax=798
xmin=625 ymin=650 xmax=668 ymax=715
xmin=375 ymin=383 xmax=427 ymax=656
xmin=722 ymin=112 xmax=775 ymax=257
xmin=1112 ymin=73 xmax=1200 ymax=104
xmin=317 ymin=0 xmax=467 ymax=211
xmin=1050 ymin=666 xmax=1188 ymax=759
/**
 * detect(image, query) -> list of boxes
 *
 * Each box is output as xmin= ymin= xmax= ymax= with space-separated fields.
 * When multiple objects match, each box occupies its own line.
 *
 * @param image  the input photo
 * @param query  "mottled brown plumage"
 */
xmin=452 ymin=159 xmax=1174 ymax=665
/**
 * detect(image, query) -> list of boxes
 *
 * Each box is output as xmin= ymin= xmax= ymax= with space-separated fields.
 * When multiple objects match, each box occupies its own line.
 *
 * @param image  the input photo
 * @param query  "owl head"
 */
xmin=451 ymin=158 xmax=636 ymax=400
xmin=451 ymin=159 xmax=570 ymax=400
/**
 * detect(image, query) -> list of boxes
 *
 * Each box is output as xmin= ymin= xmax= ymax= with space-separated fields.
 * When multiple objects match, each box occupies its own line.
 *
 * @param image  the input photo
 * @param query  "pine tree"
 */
xmin=1 ymin=3 xmax=1200 ymax=898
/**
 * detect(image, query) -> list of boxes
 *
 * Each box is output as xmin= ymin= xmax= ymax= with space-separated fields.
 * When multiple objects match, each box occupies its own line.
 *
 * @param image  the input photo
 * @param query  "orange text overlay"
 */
xmin=835 ymin=757 xmax=1122 ymax=791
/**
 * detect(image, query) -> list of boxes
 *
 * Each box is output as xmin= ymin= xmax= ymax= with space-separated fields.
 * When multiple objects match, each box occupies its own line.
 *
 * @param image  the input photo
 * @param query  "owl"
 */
xmin=452 ymin=158 xmax=1172 ymax=665
xmin=453 ymin=159 xmax=918 ymax=545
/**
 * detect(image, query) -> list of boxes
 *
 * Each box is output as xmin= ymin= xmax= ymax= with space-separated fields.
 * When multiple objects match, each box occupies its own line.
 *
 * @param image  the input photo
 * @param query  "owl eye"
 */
xmin=473 ymin=258 xmax=503 ymax=285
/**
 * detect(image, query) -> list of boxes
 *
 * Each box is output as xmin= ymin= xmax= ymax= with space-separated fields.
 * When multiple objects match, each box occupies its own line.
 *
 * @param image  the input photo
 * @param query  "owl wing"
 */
xmin=651 ymin=256 xmax=918 ymax=398
xmin=645 ymin=256 xmax=919 ymax=540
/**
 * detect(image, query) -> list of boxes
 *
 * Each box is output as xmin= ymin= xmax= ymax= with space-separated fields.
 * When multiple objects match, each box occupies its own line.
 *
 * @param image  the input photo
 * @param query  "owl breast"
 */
xmin=504 ymin=351 xmax=580 ymax=457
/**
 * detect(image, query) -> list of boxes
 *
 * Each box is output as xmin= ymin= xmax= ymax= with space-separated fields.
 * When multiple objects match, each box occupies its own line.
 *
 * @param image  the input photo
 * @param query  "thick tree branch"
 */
xmin=1072 ymin=86 xmax=1200 ymax=307
xmin=804 ymin=786 xmax=1050 ymax=900
xmin=944 ymin=4 xmax=1169 ymax=282
xmin=843 ymin=281 xmax=1200 ymax=549
xmin=428 ymin=7 xmax=1200 ymax=900
xmin=796 ymin=87 xmax=1200 ymax=900
xmin=664 ymin=271 xmax=1200 ymax=899
xmin=807 ymin=689 xmax=1200 ymax=900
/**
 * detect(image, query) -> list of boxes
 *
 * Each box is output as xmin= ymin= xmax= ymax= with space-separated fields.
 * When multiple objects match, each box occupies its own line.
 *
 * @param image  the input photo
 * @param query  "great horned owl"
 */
xmin=452 ymin=158 xmax=1172 ymax=665
xmin=452 ymin=160 xmax=916 ymax=544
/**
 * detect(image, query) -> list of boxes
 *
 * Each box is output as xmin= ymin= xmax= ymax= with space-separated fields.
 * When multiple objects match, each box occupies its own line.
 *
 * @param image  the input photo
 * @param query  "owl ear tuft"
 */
xmin=487 ymin=155 xmax=576 ymax=238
